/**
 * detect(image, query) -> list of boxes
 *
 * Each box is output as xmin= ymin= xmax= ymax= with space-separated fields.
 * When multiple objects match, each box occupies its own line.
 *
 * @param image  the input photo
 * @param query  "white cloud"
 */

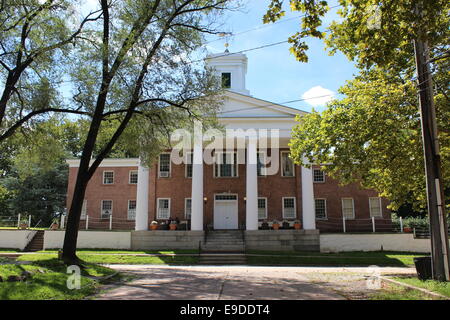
xmin=301 ymin=86 xmax=335 ymax=107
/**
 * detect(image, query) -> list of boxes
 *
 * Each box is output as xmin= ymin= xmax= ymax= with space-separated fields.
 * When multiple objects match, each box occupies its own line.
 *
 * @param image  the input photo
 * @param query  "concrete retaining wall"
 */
xmin=320 ymin=233 xmax=431 ymax=253
xmin=43 ymin=231 xmax=131 ymax=250
xmin=245 ymin=230 xmax=320 ymax=252
xmin=131 ymin=230 xmax=204 ymax=250
xmin=0 ymin=230 xmax=37 ymax=250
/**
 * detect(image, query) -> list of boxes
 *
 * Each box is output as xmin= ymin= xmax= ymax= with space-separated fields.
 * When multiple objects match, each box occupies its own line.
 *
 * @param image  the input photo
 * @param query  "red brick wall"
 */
xmin=67 ymin=166 xmax=137 ymax=230
xmin=66 ymin=155 xmax=391 ymax=231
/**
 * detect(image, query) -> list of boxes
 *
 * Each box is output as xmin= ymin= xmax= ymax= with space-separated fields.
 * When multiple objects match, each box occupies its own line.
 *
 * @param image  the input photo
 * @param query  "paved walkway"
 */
xmin=94 ymin=265 xmax=416 ymax=300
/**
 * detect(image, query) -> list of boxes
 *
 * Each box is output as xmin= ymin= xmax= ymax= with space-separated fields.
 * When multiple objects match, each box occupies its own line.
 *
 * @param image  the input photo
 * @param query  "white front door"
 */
xmin=214 ymin=195 xmax=238 ymax=230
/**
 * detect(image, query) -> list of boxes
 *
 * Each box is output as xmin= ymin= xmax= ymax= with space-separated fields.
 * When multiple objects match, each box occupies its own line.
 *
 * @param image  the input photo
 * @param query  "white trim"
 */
xmin=213 ymin=193 xmax=239 ymax=230
xmin=129 ymin=170 xmax=138 ymax=184
xmin=257 ymin=151 xmax=267 ymax=177
xmin=369 ymin=197 xmax=383 ymax=218
xmin=101 ymin=200 xmax=113 ymax=219
xmin=102 ymin=170 xmax=114 ymax=184
xmin=156 ymin=198 xmax=171 ymax=220
xmin=223 ymin=91 xmax=309 ymax=116
xmin=184 ymin=198 xmax=192 ymax=219
xmin=66 ymin=158 xmax=139 ymax=168
xmin=281 ymin=151 xmax=295 ymax=177
xmin=127 ymin=200 xmax=136 ymax=220
xmin=314 ymin=198 xmax=327 ymax=220
xmin=185 ymin=151 xmax=193 ymax=178
xmin=341 ymin=198 xmax=355 ymax=220
xmin=282 ymin=197 xmax=296 ymax=219
xmin=214 ymin=151 xmax=239 ymax=178
xmin=257 ymin=197 xmax=268 ymax=220
xmin=313 ymin=168 xmax=325 ymax=183
xmin=158 ymin=153 xmax=171 ymax=178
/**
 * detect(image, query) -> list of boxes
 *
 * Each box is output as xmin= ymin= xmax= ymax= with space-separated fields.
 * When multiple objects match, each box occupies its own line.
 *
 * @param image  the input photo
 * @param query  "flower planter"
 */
xmin=20 ymin=224 xmax=28 ymax=230
xmin=169 ymin=224 xmax=177 ymax=230
xmin=272 ymin=223 xmax=280 ymax=230
xmin=294 ymin=223 xmax=301 ymax=230
xmin=50 ymin=223 xmax=59 ymax=230
xmin=403 ymin=227 xmax=412 ymax=233
xmin=150 ymin=224 xmax=158 ymax=230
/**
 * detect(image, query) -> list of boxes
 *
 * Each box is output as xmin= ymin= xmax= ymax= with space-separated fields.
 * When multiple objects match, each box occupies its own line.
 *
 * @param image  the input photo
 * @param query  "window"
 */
xmin=159 ymin=153 xmax=171 ymax=178
xmin=157 ymin=198 xmax=170 ymax=219
xmin=342 ymin=198 xmax=355 ymax=219
xmin=281 ymin=152 xmax=294 ymax=177
xmin=128 ymin=200 xmax=136 ymax=220
xmin=369 ymin=197 xmax=382 ymax=217
xmin=129 ymin=170 xmax=138 ymax=184
xmin=313 ymin=169 xmax=325 ymax=183
xmin=315 ymin=199 xmax=327 ymax=220
xmin=258 ymin=197 xmax=267 ymax=220
xmin=215 ymin=194 xmax=238 ymax=201
xmin=101 ymin=200 xmax=113 ymax=219
xmin=185 ymin=198 xmax=192 ymax=219
xmin=221 ymin=72 xmax=231 ymax=88
xmin=214 ymin=152 xmax=238 ymax=177
xmin=103 ymin=171 xmax=114 ymax=184
xmin=185 ymin=152 xmax=193 ymax=178
xmin=257 ymin=152 xmax=266 ymax=176
xmin=81 ymin=200 xmax=87 ymax=220
xmin=282 ymin=197 xmax=296 ymax=219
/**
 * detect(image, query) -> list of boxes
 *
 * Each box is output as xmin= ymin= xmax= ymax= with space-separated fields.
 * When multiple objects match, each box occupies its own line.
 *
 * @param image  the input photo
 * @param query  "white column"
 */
xmin=301 ymin=162 xmax=316 ymax=230
xmin=246 ymin=138 xmax=258 ymax=230
xmin=191 ymin=123 xmax=203 ymax=231
xmin=135 ymin=160 xmax=149 ymax=231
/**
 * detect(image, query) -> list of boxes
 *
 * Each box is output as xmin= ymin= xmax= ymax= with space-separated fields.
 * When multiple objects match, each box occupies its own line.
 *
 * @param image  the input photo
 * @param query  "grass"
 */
xmin=36 ymin=249 xmax=199 ymax=255
xmin=393 ymin=277 xmax=450 ymax=298
xmin=18 ymin=253 xmax=199 ymax=265
xmin=0 ymin=258 xmax=117 ymax=300
xmin=370 ymin=282 xmax=437 ymax=300
xmin=370 ymin=280 xmax=450 ymax=300
xmin=246 ymin=250 xmax=425 ymax=267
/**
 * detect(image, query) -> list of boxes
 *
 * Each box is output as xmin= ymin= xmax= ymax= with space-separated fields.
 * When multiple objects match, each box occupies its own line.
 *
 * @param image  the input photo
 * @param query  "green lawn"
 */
xmin=0 ymin=258 xmax=117 ymax=300
xmin=36 ymin=249 xmax=199 ymax=255
xmin=18 ymin=253 xmax=199 ymax=265
xmin=247 ymin=251 xmax=425 ymax=267
xmin=393 ymin=277 xmax=450 ymax=298
xmin=370 ymin=279 xmax=450 ymax=300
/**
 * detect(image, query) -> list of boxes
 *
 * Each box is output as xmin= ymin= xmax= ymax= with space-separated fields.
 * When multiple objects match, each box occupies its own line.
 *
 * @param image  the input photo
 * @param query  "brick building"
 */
xmin=66 ymin=52 xmax=391 ymax=234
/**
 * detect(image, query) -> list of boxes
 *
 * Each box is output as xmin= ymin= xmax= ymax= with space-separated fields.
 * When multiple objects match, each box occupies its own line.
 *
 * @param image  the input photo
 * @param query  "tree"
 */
xmin=0 ymin=0 xmax=102 ymax=142
xmin=61 ymin=0 xmax=233 ymax=264
xmin=289 ymin=68 xmax=449 ymax=211
xmin=264 ymin=0 xmax=449 ymax=208
xmin=266 ymin=0 xmax=450 ymax=280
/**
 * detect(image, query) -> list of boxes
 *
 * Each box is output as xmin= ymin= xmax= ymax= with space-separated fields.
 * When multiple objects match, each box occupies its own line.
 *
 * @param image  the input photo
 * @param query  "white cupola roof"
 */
xmin=205 ymin=52 xmax=250 ymax=96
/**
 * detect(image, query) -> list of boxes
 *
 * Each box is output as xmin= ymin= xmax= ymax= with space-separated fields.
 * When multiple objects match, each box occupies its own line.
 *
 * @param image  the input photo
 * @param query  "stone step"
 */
xmin=198 ymin=254 xmax=247 ymax=265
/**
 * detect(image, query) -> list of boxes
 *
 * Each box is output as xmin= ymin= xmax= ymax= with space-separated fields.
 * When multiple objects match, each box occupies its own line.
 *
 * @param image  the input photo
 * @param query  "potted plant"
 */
xmin=19 ymin=221 xmax=28 ymax=230
xmin=50 ymin=221 xmax=59 ymax=230
xmin=261 ymin=220 xmax=269 ymax=230
xmin=272 ymin=219 xmax=280 ymax=230
xmin=169 ymin=220 xmax=178 ymax=230
xmin=282 ymin=220 xmax=290 ymax=229
xmin=150 ymin=221 xmax=158 ymax=230
xmin=293 ymin=220 xmax=301 ymax=230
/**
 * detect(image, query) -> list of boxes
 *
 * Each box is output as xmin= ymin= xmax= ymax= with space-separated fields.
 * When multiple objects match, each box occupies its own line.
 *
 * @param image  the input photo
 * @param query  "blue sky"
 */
xmin=202 ymin=0 xmax=358 ymax=112
xmin=80 ymin=0 xmax=358 ymax=113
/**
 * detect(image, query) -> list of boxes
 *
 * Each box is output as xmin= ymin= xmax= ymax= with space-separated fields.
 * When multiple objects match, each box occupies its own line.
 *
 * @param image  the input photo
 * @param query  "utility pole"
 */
xmin=413 ymin=37 xmax=450 ymax=281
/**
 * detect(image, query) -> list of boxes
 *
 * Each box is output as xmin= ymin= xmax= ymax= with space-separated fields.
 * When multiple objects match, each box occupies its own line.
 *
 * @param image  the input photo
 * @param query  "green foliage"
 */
xmin=270 ymin=1 xmax=450 ymax=210
xmin=289 ymin=67 xmax=450 ymax=210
